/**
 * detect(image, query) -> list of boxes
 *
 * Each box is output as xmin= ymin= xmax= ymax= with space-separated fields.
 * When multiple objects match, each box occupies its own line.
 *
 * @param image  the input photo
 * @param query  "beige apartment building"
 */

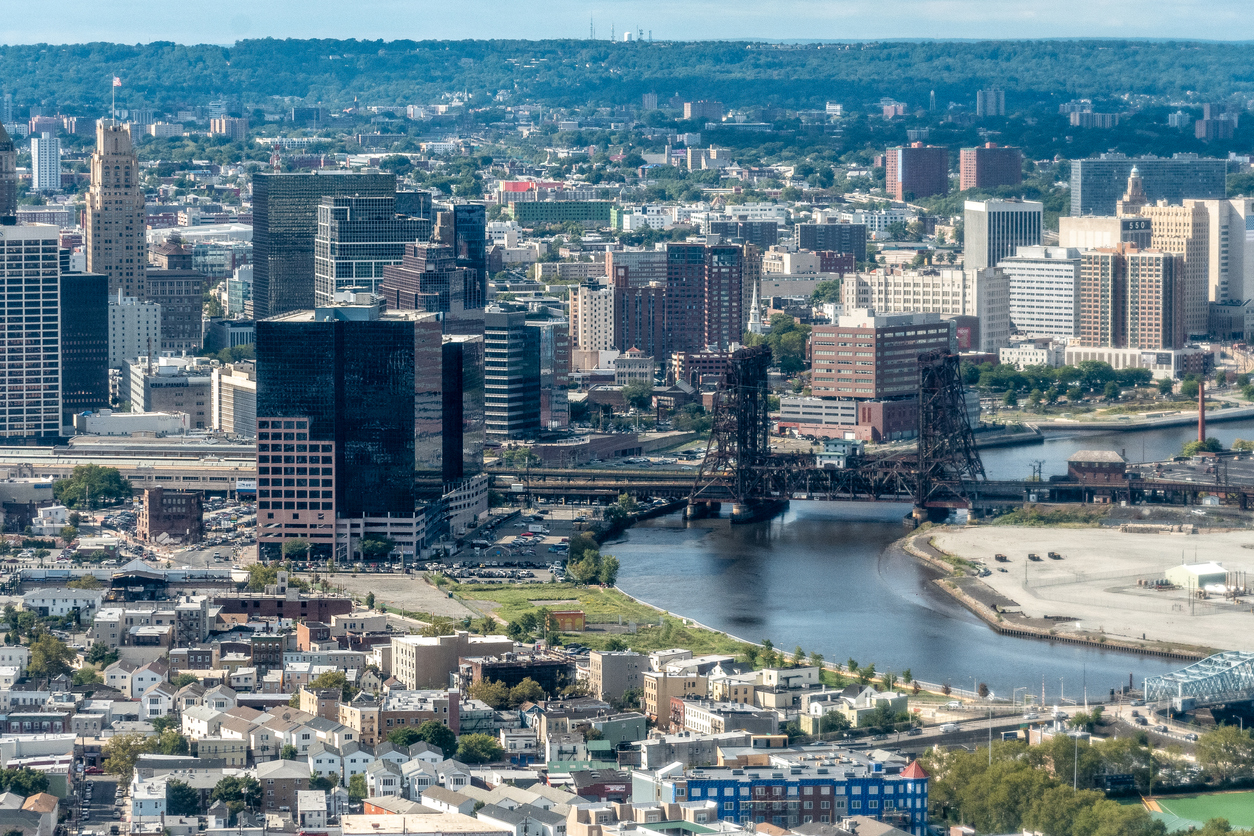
xmin=589 ymin=650 xmax=647 ymax=702
xmin=570 ymin=282 xmax=615 ymax=351
xmin=390 ymin=632 xmax=513 ymax=690
xmin=642 ymin=671 xmax=707 ymax=721
xmin=1138 ymin=200 xmax=1209 ymax=337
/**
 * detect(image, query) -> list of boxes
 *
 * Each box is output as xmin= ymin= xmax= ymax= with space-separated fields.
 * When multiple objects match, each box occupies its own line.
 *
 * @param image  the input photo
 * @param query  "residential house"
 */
xmin=297 ymin=791 xmax=327 ymax=830
xmin=475 ymin=804 xmax=567 ymax=836
xmin=420 ymin=787 xmax=478 ymax=816
xmin=365 ymin=760 xmax=404 ymax=798
xmin=256 ymin=758 xmax=311 ymax=814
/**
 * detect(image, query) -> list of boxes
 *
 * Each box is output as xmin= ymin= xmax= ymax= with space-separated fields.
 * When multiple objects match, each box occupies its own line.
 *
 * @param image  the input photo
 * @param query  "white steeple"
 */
xmin=748 ymin=281 xmax=765 ymax=335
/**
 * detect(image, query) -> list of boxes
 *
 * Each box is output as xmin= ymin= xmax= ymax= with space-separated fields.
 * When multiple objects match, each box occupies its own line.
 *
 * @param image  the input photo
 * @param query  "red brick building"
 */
xmin=137 ymin=488 xmax=204 ymax=545
xmin=885 ymin=143 xmax=949 ymax=201
xmin=959 ymin=143 xmax=1023 ymax=191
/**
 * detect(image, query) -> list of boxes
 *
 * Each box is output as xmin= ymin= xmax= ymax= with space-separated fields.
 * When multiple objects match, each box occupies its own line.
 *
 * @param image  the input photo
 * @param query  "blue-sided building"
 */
xmin=631 ymin=753 xmax=929 ymax=835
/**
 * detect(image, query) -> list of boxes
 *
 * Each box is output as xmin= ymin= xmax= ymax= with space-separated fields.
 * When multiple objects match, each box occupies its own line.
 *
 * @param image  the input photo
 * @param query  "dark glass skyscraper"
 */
xmin=60 ymin=272 xmax=109 ymax=422
xmin=453 ymin=204 xmax=487 ymax=310
xmin=0 ymin=123 xmax=15 ymax=225
xmin=254 ymin=302 xmax=444 ymax=560
xmin=251 ymin=172 xmax=396 ymax=318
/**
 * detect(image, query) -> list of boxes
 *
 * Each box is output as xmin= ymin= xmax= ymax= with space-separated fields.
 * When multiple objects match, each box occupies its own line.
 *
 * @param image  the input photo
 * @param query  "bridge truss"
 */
xmin=689 ymin=347 xmax=986 ymax=509
xmin=1145 ymin=651 xmax=1254 ymax=705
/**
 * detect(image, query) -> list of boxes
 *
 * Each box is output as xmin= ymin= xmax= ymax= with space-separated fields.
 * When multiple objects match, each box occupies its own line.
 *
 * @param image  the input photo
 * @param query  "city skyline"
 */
xmin=4 ymin=0 xmax=1254 ymax=44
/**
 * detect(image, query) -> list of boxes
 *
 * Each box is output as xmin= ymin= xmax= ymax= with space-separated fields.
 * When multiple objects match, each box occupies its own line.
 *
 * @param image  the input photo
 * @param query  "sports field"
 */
xmin=1147 ymin=791 xmax=1254 ymax=831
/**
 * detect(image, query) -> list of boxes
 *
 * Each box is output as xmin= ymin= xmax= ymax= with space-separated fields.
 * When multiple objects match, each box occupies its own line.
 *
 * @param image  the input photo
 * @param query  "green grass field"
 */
xmin=1154 ymin=791 xmax=1254 ymax=831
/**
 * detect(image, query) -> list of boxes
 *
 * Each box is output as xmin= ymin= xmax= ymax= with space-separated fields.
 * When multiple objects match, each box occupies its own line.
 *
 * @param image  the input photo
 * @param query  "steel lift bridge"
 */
xmin=687 ymin=344 xmax=985 ymax=523
xmin=1145 ymin=651 xmax=1254 ymax=708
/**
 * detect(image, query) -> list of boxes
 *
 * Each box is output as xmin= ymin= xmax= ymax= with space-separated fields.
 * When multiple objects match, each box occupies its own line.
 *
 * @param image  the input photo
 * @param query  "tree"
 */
xmin=103 ymin=733 xmax=158 ymax=780
xmin=509 ymin=677 xmax=546 ymax=706
xmin=60 ymin=525 xmax=79 ymax=542
xmin=166 ymin=779 xmax=201 ymax=816
xmin=247 ymin=562 xmax=279 ymax=590
xmin=414 ymin=719 xmax=456 ymax=756
xmin=0 ymin=768 xmax=48 ymax=796
xmin=365 ymin=592 xmax=376 ymax=609
xmin=1157 ymin=378 xmax=1175 ymax=396
xmin=359 ymin=538 xmax=395 ymax=560
xmin=85 ymin=642 xmax=118 ymax=666
xmin=281 ymin=538 xmax=311 ymax=561
xmin=819 ymin=711 xmax=851 ymax=734
xmin=598 ymin=554 xmax=620 ymax=586
xmin=857 ymin=663 xmax=875 ymax=685
xmin=309 ymin=669 xmax=356 ymax=701
xmin=388 ymin=727 xmax=422 ymax=747
xmin=348 ymin=774 xmax=367 ymax=802
xmin=172 ymin=672 xmax=199 ymax=689
xmin=309 ymin=772 xmax=339 ymax=792
xmin=1067 ymin=386 xmax=1084 ymax=402
xmin=28 ymin=632 xmax=74 ymax=680
xmin=1181 ymin=379 xmax=1201 ymax=399
xmin=1183 ymin=437 xmax=1224 ymax=457
xmin=67 ymin=574 xmax=101 ymax=589
xmin=1196 ymin=724 xmax=1254 ymax=783
xmin=468 ymin=678 xmax=511 ymax=709
xmin=456 ymin=733 xmax=505 ymax=764
xmin=1002 ymin=389 xmax=1018 ymax=408
xmin=72 ymin=667 xmax=103 ymax=686
xmin=621 ymin=380 xmax=654 ymax=412
xmin=977 ymin=682 xmax=990 ymax=699
xmin=1234 ymin=439 xmax=1254 ymax=452
xmin=280 ymin=744 xmax=298 ymax=760
xmin=811 ymin=280 xmax=841 ymax=305
xmin=1103 ymin=381 xmax=1120 ymax=401
xmin=741 ymin=645 xmax=760 ymax=668
xmin=52 ymin=464 xmax=132 ymax=509
xmin=211 ymin=775 xmax=263 ymax=810
xmin=157 ymin=729 xmax=190 ymax=756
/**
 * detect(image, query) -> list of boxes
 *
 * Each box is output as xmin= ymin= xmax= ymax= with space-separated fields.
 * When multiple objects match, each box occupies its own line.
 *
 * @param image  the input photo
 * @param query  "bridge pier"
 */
xmin=684 ymin=500 xmax=720 ymax=520
xmin=730 ymin=499 xmax=789 ymax=525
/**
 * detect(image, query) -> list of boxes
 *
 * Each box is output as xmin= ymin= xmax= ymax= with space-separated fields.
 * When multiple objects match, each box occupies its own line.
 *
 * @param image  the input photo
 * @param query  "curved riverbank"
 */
xmin=895 ymin=530 xmax=1211 ymax=663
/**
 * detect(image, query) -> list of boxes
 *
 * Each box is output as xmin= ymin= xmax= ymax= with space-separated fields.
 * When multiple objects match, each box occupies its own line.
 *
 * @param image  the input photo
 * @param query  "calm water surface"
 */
xmin=607 ymin=419 xmax=1254 ymax=699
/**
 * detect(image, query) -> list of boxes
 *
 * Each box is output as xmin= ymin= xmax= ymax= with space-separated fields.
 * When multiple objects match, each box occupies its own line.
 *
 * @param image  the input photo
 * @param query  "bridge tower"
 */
xmin=913 ymin=351 xmax=985 ymax=518
xmin=688 ymin=345 xmax=774 ymax=520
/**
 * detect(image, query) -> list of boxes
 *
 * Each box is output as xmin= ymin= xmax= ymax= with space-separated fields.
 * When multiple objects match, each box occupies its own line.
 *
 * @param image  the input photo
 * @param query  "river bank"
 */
xmin=896 ymin=528 xmax=1213 ymax=662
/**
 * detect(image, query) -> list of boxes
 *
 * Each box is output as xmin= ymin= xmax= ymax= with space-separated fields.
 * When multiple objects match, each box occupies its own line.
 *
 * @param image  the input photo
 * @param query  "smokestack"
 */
xmin=1199 ymin=378 xmax=1206 ymax=443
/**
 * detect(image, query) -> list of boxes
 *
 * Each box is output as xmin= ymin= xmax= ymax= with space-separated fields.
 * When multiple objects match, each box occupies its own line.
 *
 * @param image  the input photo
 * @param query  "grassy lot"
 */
xmin=444 ymin=579 xmax=749 ymax=655
xmin=989 ymin=505 xmax=1109 ymax=527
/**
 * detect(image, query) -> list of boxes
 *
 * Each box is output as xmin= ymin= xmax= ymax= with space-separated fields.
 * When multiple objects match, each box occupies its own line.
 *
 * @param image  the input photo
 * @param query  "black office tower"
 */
xmin=254 ymin=303 xmax=443 ymax=561
xmin=60 ymin=272 xmax=110 ymax=422
xmin=251 ymin=172 xmax=397 ymax=318
xmin=441 ymin=335 xmax=486 ymax=484
xmin=453 ymin=204 xmax=487 ymax=310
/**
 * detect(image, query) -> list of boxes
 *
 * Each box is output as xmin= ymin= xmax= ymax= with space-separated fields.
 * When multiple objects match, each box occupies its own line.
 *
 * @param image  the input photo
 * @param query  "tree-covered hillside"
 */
xmin=5 ymin=39 xmax=1254 ymax=113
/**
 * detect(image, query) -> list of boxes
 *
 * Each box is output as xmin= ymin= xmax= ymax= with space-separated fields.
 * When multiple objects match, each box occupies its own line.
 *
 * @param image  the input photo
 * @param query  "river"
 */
xmin=607 ymin=419 xmax=1254 ymax=701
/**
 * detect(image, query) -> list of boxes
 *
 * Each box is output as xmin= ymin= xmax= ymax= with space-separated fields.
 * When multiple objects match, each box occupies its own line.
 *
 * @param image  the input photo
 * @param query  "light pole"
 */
xmin=1013 ymin=687 xmax=1027 ymax=707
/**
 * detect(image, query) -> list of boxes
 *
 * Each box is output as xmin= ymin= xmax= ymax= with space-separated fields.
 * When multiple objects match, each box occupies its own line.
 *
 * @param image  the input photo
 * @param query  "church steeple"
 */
xmin=748 ymin=281 xmax=765 ymax=335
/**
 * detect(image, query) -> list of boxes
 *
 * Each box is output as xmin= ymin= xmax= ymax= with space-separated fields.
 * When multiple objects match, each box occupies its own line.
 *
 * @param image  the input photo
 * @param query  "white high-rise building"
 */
xmin=963 ymin=198 xmax=1043 ymax=271
xmin=0 ymin=224 xmax=61 ymax=439
xmin=840 ymin=266 xmax=1010 ymax=352
xmin=107 ymin=291 xmax=162 ymax=369
xmin=212 ymin=362 xmax=257 ymax=438
xmin=1185 ymin=198 xmax=1254 ymax=304
xmin=30 ymin=132 xmax=61 ymax=192
xmin=997 ymin=246 xmax=1083 ymax=339
xmin=569 ymin=281 xmax=615 ymax=350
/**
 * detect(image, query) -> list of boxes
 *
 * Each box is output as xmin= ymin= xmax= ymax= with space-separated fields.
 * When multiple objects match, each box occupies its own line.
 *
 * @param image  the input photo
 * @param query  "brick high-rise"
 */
xmin=85 ymin=121 xmax=146 ymax=297
xmin=959 ymin=143 xmax=1022 ymax=191
xmin=664 ymin=243 xmax=743 ymax=355
xmin=885 ymin=143 xmax=949 ymax=201
xmin=1078 ymin=244 xmax=1184 ymax=350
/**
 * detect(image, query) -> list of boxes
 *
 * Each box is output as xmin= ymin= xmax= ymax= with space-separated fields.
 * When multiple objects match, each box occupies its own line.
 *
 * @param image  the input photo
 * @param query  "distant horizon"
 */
xmin=7 ymin=36 xmax=1254 ymax=47
xmin=4 ymin=0 xmax=1254 ymax=46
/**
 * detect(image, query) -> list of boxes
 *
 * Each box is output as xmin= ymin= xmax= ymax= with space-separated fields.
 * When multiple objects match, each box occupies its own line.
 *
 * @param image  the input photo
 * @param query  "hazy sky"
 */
xmin=2 ymin=0 xmax=1251 ymax=44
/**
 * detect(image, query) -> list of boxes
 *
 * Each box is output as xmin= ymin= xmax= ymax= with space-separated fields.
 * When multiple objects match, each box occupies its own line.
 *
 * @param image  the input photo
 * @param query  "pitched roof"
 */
xmin=899 ymin=760 xmax=928 ymax=779
xmin=20 ymin=794 xmax=58 ymax=814
xmin=421 ymin=787 xmax=474 ymax=807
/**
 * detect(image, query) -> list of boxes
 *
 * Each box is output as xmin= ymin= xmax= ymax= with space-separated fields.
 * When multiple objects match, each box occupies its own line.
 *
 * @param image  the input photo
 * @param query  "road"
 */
xmin=77 ymin=776 xmax=119 ymax=834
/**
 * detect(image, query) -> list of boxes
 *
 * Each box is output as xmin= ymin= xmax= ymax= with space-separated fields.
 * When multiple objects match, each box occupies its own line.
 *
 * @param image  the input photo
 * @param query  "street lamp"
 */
xmin=1013 ymin=687 xmax=1027 ymax=707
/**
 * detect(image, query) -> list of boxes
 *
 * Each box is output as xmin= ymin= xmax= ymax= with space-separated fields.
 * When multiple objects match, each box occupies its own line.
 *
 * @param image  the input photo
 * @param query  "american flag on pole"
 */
xmin=113 ymin=77 xmax=122 ymax=87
